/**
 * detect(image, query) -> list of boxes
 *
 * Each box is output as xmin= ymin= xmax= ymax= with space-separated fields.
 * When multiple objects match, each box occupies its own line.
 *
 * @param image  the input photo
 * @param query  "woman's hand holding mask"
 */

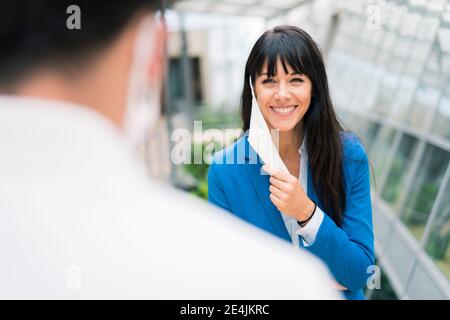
xmin=263 ymin=164 xmax=348 ymax=291
xmin=262 ymin=164 xmax=315 ymax=224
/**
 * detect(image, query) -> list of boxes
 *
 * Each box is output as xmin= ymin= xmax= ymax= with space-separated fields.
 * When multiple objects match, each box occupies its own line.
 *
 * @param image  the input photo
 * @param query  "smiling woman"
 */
xmin=208 ymin=25 xmax=375 ymax=300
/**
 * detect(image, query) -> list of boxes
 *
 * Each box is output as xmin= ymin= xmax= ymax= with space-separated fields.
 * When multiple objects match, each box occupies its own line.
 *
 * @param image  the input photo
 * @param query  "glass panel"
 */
xmin=429 ymin=25 xmax=450 ymax=138
xmin=369 ymin=127 xmax=396 ymax=184
xmin=381 ymin=134 xmax=419 ymax=209
xmin=358 ymin=121 xmax=381 ymax=152
xmin=372 ymin=74 xmax=398 ymax=118
xmin=393 ymin=41 xmax=431 ymax=121
xmin=390 ymin=75 xmax=418 ymax=122
xmin=406 ymin=259 xmax=448 ymax=299
xmin=391 ymin=30 xmax=437 ymax=124
xmin=337 ymin=109 xmax=357 ymax=131
xmin=401 ymin=145 xmax=450 ymax=241
xmin=424 ymin=167 xmax=450 ymax=281
xmin=370 ymin=30 xmax=400 ymax=118
xmin=430 ymin=87 xmax=450 ymax=140
xmin=366 ymin=261 xmax=399 ymax=300
xmin=408 ymin=46 xmax=446 ymax=130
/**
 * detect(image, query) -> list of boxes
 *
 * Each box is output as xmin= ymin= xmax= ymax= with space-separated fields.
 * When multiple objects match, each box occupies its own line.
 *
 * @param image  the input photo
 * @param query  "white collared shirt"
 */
xmin=0 ymin=94 xmax=339 ymax=299
xmin=279 ymin=136 xmax=324 ymax=248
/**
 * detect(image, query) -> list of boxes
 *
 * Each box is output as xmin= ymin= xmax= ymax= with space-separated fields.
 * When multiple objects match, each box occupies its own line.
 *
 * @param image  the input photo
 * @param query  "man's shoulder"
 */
xmin=0 ymin=174 xmax=340 ymax=299
xmin=144 ymin=183 xmax=340 ymax=298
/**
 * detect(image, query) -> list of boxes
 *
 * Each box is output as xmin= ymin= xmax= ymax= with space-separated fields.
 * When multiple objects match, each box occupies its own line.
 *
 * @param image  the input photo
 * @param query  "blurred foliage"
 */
xmin=183 ymin=159 xmax=210 ymax=200
xmin=181 ymin=105 xmax=242 ymax=200
xmin=412 ymin=183 xmax=439 ymax=215
xmin=182 ymin=140 xmax=222 ymax=200
xmin=426 ymin=204 xmax=450 ymax=262
xmin=381 ymin=157 xmax=404 ymax=205
xmin=427 ymin=226 xmax=450 ymax=260
xmin=192 ymin=104 xmax=242 ymax=129
xmin=401 ymin=183 xmax=439 ymax=227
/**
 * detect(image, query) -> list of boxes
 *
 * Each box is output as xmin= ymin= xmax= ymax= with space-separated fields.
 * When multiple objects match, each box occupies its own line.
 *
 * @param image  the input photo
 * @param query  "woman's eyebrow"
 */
xmin=259 ymin=72 xmax=303 ymax=76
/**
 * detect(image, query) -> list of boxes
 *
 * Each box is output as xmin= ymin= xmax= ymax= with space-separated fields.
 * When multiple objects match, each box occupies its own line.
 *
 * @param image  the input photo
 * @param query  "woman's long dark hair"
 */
xmin=241 ymin=25 xmax=346 ymax=227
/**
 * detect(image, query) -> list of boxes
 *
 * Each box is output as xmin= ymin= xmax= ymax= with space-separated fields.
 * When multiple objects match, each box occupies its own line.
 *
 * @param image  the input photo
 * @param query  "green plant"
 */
xmin=403 ymin=182 xmax=439 ymax=225
xmin=183 ymin=161 xmax=210 ymax=200
xmin=381 ymin=158 xmax=404 ymax=204
xmin=182 ymin=141 xmax=221 ymax=200
xmin=426 ymin=207 xmax=450 ymax=260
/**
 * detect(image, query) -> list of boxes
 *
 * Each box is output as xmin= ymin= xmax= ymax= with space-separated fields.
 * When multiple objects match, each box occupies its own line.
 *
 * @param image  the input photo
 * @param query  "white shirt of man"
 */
xmin=0 ymin=95 xmax=340 ymax=299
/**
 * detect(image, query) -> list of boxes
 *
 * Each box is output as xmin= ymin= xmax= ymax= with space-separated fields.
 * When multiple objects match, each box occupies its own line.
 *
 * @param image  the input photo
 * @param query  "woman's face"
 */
xmin=254 ymin=58 xmax=313 ymax=132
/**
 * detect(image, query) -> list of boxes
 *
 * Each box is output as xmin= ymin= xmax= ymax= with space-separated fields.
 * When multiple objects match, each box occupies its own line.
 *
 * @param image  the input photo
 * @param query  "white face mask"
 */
xmin=248 ymin=79 xmax=288 ymax=174
xmin=123 ymin=15 xmax=162 ymax=150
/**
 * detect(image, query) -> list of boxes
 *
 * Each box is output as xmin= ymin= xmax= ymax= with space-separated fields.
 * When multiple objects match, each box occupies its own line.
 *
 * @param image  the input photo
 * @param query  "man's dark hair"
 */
xmin=0 ymin=0 xmax=159 ymax=89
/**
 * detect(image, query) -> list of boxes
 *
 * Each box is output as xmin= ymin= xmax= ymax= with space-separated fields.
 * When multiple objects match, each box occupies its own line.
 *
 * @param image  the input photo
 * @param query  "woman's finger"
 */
xmin=334 ymin=282 xmax=348 ymax=291
xmin=262 ymin=164 xmax=293 ymax=182
xmin=269 ymin=193 xmax=283 ymax=208
xmin=269 ymin=184 xmax=286 ymax=200
xmin=269 ymin=176 xmax=290 ymax=191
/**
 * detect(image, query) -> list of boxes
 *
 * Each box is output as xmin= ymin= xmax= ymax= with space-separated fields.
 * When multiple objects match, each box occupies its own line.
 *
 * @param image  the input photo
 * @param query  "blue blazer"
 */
xmin=208 ymin=132 xmax=374 ymax=300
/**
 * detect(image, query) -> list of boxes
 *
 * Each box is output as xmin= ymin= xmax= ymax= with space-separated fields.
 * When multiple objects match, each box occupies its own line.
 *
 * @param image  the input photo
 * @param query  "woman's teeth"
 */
xmin=272 ymin=106 xmax=296 ymax=115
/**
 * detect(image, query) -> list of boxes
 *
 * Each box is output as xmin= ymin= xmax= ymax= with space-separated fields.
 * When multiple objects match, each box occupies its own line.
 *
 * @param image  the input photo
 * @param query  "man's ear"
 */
xmin=147 ymin=19 xmax=167 ymax=85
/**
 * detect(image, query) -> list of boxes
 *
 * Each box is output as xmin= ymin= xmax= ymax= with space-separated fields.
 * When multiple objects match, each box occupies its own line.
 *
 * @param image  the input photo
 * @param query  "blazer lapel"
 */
xmin=244 ymin=137 xmax=290 ymax=241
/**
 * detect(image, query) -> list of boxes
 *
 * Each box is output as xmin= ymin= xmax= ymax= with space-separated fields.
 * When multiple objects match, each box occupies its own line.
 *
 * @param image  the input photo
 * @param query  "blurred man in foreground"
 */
xmin=0 ymin=0 xmax=340 ymax=299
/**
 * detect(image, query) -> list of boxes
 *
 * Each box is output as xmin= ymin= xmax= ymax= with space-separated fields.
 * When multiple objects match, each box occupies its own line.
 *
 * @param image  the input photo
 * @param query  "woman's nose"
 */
xmin=274 ymin=82 xmax=291 ymax=101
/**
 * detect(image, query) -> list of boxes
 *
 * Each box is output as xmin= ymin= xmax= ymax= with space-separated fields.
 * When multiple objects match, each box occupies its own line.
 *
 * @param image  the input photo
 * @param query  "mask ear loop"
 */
xmin=249 ymin=78 xmax=257 ymax=108
xmin=248 ymin=78 xmax=263 ymax=126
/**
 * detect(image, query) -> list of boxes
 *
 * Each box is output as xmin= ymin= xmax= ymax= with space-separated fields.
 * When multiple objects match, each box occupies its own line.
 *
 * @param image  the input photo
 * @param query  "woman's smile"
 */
xmin=270 ymin=105 xmax=298 ymax=117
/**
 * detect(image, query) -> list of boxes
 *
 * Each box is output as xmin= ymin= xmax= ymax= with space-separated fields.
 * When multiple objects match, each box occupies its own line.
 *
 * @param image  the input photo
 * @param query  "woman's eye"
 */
xmin=290 ymin=78 xmax=304 ymax=83
xmin=262 ymin=79 xmax=275 ymax=84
